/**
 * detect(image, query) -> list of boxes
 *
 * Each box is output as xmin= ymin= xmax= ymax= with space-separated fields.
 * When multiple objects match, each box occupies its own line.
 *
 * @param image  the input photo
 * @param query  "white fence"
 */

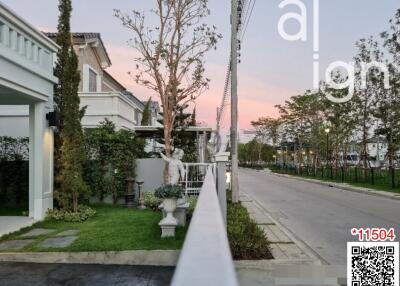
xmin=181 ymin=163 xmax=216 ymax=196
xmin=171 ymin=165 xmax=238 ymax=286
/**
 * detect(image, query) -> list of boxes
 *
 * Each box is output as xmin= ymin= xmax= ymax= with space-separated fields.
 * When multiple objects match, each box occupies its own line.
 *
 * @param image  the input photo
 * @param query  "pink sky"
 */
xmin=106 ymin=45 xmax=289 ymax=130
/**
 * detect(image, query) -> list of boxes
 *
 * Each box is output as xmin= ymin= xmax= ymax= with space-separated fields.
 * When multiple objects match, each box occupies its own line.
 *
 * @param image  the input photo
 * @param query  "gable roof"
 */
xmin=44 ymin=32 xmax=112 ymax=68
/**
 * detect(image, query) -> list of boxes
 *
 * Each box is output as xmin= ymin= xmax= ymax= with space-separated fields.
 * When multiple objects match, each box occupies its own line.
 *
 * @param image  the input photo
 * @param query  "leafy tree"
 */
xmin=379 ymin=9 xmax=400 ymax=168
xmin=156 ymin=105 xmax=198 ymax=162
xmin=276 ymin=92 xmax=318 ymax=166
xmin=251 ymin=117 xmax=281 ymax=163
xmin=84 ymin=119 xmax=140 ymax=204
xmin=321 ymin=78 xmax=357 ymax=169
xmin=115 ymin=0 xmax=221 ymax=182
xmin=353 ymin=37 xmax=381 ymax=174
xmin=54 ymin=0 xmax=88 ymax=212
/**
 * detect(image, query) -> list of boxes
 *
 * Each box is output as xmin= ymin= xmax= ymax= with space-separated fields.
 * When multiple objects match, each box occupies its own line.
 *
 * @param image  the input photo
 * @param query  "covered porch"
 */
xmin=0 ymin=2 xmax=58 ymax=222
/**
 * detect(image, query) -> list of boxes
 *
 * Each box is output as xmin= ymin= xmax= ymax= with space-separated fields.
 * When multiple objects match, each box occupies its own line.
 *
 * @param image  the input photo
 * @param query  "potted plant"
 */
xmin=154 ymin=184 xmax=184 ymax=223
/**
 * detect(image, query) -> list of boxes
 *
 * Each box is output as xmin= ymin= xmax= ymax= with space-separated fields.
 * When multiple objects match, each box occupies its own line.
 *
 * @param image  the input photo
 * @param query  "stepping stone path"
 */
xmin=21 ymin=228 xmax=56 ymax=237
xmin=55 ymin=230 xmax=79 ymax=237
xmin=39 ymin=236 xmax=78 ymax=248
xmin=0 ymin=240 xmax=34 ymax=251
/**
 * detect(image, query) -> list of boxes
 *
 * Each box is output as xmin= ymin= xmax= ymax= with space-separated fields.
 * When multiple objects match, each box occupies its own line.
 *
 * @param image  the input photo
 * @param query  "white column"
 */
xmin=29 ymin=102 xmax=53 ymax=220
xmin=214 ymin=152 xmax=230 ymax=224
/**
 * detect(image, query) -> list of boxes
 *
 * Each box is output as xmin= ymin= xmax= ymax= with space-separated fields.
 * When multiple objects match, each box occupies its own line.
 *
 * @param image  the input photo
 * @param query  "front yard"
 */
xmin=0 ymin=204 xmax=187 ymax=252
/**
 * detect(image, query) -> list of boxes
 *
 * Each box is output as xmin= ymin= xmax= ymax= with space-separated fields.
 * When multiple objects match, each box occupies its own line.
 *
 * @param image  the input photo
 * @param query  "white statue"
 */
xmin=160 ymin=149 xmax=186 ymax=185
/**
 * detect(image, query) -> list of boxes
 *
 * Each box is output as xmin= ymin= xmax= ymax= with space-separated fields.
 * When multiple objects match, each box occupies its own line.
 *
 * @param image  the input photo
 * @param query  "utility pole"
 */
xmin=231 ymin=0 xmax=239 ymax=203
xmin=216 ymin=107 xmax=221 ymax=153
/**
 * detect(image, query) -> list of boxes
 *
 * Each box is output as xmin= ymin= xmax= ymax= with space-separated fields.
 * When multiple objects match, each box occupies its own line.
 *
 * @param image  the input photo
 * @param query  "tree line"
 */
xmin=250 ymin=9 xmax=400 ymax=171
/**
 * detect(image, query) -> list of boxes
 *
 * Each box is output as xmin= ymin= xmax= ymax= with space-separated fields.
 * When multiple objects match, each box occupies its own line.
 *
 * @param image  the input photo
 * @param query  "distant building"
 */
xmin=239 ymin=129 xmax=256 ymax=144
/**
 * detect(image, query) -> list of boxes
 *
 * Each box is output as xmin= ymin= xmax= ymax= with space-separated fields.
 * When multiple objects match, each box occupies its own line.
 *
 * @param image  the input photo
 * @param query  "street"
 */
xmin=239 ymin=168 xmax=400 ymax=265
xmin=0 ymin=262 xmax=173 ymax=286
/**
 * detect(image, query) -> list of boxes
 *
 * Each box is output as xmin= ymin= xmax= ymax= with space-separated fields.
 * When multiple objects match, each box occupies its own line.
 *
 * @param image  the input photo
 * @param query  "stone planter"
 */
xmin=163 ymin=198 xmax=177 ymax=222
xmin=159 ymin=198 xmax=178 ymax=238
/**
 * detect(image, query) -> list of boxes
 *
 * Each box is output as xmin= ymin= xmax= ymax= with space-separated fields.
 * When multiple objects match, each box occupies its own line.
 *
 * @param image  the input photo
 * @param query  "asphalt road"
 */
xmin=0 ymin=262 xmax=174 ymax=286
xmin=239 ymin=168 xmax=400 ymax=265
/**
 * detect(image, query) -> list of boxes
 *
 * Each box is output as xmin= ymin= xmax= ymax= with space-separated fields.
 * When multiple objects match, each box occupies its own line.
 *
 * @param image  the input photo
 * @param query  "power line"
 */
xmin=240 ymin=0 xmax=257 ymax=41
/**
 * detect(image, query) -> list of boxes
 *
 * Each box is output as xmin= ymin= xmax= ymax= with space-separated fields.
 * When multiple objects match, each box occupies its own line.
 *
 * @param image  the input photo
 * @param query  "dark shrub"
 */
xmin=227 ymin=202 xmax=273 ymax=260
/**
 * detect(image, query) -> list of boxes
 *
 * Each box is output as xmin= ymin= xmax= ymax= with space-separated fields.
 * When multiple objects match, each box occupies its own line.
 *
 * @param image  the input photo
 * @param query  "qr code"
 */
xmin=348 ymin=242 xmax=399 ymax=286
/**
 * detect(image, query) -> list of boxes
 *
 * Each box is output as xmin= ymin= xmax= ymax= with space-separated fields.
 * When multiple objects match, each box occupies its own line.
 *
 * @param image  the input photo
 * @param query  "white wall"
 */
xmin=136 ymin=158 xmax=165 ymax=192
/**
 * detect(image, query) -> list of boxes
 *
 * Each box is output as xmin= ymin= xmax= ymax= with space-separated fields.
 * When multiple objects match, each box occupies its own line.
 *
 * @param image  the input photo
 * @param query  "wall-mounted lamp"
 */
xmin=46 ymin=111 xmax=60 ymax=128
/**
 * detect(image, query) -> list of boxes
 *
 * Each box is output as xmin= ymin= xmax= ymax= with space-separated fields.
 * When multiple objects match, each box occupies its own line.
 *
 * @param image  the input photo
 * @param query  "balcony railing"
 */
xmin=0 ymin=3 xmax=57 ymax=82
xmin=171 ymin=166 xmax=238 ymax=286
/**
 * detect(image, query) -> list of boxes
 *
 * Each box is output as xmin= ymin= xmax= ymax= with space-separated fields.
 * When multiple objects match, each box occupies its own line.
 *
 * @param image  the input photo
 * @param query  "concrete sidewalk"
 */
xmin=239 ymin=193 xmax=321 ymax=264
xmin=236 ymin=191 xmax=346 ymax=286
xmin=0 ymin=217 xmax=35 ymax=238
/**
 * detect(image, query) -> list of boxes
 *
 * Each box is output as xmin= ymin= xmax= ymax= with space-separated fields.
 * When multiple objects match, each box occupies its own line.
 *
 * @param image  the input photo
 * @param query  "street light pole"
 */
xmin=231 ymin=0 xmax=239 ymax=203
xmin=325 ymin=128 xmax=330 ymax=166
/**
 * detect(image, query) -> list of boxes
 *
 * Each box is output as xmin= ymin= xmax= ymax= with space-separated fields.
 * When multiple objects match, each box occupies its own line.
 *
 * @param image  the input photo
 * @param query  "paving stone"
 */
xmin=39 ymin=236 xmax=77 ymax=248
xmin=0 ymin=240 xmax=34 ymax=251
xmin=21 ymin=228 xmax=56 ymax=237
xmin=55 ymin=230 xmax=79 ymax=237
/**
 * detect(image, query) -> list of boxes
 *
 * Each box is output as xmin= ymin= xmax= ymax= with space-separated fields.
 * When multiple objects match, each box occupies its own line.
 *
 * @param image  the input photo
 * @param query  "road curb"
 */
xmin=240 ymin=192 xmax=325 ymax=265
xmin=0 ymin=250 xmax=180 ymax=266
xmin=272 ymin=172 xmax=400 ymax=201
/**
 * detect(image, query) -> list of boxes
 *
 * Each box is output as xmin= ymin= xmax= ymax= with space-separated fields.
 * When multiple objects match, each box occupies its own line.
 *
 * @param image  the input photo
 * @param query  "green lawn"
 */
xmin=0 ymin=204 xmax=187 ymax=252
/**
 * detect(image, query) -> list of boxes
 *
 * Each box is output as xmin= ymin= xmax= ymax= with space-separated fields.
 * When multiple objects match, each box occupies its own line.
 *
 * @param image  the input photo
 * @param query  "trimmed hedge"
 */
xmin=227 ymin=202 xmax=273 ymax=260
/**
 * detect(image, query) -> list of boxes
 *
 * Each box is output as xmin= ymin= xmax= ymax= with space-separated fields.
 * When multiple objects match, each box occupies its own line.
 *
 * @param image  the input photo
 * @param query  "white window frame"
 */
xmin=82 ymin=64 xmax=102 ymax=92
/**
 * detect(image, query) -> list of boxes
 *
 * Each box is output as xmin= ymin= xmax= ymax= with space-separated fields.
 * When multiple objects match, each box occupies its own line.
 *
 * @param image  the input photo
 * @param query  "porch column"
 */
xmin=29 ymin=102 xmax=53 ymax=220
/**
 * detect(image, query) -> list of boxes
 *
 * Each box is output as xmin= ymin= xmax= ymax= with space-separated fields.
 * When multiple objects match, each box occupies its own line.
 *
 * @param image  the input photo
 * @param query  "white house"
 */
xmin=366 ymin=135 xmax=388 ymax=162
xmin=0 ymin=2 xmax=58 ymax=220
xmin=0 ymin=32 xmax=151 ymax=136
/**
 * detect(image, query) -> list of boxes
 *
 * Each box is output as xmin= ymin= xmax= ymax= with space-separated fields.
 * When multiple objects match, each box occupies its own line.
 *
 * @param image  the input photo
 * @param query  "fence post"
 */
xmin=371 ymin=168 xmax=374 ymax=185
xmin=355 ymin=167 xmax=358 ymax=183
xmin=214 ymin=152 xmax=229 ymax=224
xmin=341 ymin=166 xmax=344 ymax=182
xmin=391 ymin=167 xmax=395 ymax=189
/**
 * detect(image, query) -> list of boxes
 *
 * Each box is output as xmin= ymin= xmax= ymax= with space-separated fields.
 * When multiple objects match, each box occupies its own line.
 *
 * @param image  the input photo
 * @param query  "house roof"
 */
xmin=103 ymin=70 xmax=127 ymax=91
xmin=44 ymin=32 xmax=112 ymax=68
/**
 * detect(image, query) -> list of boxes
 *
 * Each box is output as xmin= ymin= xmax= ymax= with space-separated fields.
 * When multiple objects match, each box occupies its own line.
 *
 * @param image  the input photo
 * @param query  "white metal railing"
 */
xmin=171 ymin=166 xmax=238 ymax=286
xmin=181 ymin=163 xmax=216 ymax=196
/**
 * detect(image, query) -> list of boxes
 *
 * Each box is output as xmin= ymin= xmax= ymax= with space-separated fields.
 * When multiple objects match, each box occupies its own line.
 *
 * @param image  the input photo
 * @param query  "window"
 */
xmin=89 ymin=69 xmax=97 ymax=92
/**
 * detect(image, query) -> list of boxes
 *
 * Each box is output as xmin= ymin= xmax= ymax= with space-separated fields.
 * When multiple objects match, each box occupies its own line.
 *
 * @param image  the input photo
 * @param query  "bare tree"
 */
xmin=115 ymin=1 xmax=221 ymax=182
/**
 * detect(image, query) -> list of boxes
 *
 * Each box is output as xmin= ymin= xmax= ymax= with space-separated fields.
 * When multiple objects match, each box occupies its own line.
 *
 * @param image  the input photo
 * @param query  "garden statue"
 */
xmin=160 ymin=149 xmax=186 ymax=185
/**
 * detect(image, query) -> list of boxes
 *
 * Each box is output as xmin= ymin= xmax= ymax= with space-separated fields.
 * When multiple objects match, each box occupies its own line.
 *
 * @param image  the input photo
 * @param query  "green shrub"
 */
xmin=154 ymin=184 xmax=184 ymax=199
xmin=47 ymin=205 xmax=96 ymax=222
xmin=143 ymin=192 xmax=163 ymax=211
xmin=227 ymin=202 xmax=273 ymax=260
xmin=187 ymin=197 xmax=197 ymax=219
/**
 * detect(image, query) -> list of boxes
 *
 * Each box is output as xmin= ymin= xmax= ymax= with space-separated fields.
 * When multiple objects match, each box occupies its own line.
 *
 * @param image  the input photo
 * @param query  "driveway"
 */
xmin=0 ymin=262 xmax=174 ymax=286
xmin=239 ymin=168 xmax=400 ymax=265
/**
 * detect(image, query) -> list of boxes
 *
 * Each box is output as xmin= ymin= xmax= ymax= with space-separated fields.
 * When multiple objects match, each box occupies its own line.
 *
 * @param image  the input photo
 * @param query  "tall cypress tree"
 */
xmin=54 ymin=0 xmax=88 ymax=212
xmin=141 ymin=98 xmax=152 ymax=126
